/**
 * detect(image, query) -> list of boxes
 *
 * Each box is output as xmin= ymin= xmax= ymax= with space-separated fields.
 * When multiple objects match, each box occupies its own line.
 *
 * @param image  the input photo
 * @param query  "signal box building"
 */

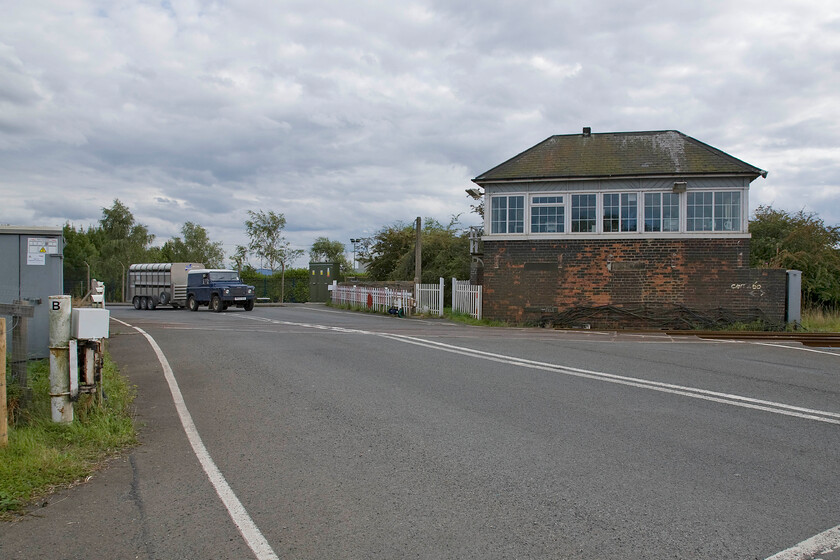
xmin=472 ymin=128 xmax=788 ymax=328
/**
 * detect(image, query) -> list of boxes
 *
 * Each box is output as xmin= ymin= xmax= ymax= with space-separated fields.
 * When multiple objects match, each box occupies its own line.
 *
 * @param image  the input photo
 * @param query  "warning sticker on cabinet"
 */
xmin=27 ymin=237 xmax=58 ymax=266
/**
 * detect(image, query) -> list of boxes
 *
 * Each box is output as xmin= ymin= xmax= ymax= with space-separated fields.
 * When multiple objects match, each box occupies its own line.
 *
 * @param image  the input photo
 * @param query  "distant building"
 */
xmin=471 ymin=128 xmax=787 ymax=328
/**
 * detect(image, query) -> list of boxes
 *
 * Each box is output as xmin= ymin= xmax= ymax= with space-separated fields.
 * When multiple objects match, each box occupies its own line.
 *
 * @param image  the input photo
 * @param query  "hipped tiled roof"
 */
xmin=473 ymin=130 xmax=767 ymax=183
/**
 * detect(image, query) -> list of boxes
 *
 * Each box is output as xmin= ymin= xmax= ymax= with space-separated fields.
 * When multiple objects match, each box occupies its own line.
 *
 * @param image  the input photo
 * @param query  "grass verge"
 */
xmin=1 ymin=351 xmax=137 ymax=517
xmin=443 ymin=309 xmax=509 ymax=327
xmin=800 ymin=306 xmax=840 ymax=332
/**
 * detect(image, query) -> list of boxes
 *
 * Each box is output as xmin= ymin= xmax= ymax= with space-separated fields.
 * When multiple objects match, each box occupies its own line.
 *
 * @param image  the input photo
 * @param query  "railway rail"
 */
xmin=651 ymin=331 xmax=840 ymax=347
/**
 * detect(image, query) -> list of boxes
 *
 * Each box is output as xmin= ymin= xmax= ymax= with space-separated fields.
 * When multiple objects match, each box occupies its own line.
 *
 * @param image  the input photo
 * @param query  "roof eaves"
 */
xmin=474 ymin=171 xmax=765 ymax=185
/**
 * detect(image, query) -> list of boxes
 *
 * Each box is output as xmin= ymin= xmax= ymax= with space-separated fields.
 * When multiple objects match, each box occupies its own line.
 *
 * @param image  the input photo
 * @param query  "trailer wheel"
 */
xmin=140 ymin=297 xmax=148 ymax=310
xmin=133 ymin=296 xmax=141 ymax=310
xmin=159 ymin=292 xmax=170 ymax=305
xmin=211 ymin=294 xmax=223 ymax=313
xmin=187 ymin=295 xmax=198 ymax=312
xmin=148 ymin=298 xmax=157 ymax=310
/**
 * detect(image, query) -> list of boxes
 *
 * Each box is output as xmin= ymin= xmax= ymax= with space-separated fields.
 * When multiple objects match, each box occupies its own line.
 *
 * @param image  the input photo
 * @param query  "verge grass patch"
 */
xmin=800 ymin=306 xmax=840 ymax=332
xmin=1 ymin=351 xmax=137 ymax=517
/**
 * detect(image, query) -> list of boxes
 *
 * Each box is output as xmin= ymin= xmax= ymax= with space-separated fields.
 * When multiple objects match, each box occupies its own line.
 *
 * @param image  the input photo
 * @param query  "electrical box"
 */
xmin=0 ymin=226 xmax=64 ymax=358
xmin=309 ymin=262 xmax=340 ymax=302
xmin=72 ymin=308 xmax=110 ymax=339
xmin=785 ymin=270 xmax=802 ymax=324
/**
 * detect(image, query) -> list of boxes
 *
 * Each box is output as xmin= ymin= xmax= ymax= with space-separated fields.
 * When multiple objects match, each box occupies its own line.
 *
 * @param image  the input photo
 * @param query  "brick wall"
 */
xmin=481 ymin=238 xmax=787 ymax=328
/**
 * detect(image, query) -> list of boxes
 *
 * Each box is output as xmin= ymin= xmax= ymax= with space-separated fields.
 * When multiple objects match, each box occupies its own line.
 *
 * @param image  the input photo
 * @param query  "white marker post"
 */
xmin=49 ymin=295 xmax=73 ymax=423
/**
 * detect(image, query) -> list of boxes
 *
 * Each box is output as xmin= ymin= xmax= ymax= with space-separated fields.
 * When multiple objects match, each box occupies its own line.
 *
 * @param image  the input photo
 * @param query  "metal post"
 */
xmin=1 ymin=318 xmax=7 ymax=447
xmin=49 ymin=295 xmax=73 ymax=424
xmin=11 ymin=301 xmax=30 ymax=408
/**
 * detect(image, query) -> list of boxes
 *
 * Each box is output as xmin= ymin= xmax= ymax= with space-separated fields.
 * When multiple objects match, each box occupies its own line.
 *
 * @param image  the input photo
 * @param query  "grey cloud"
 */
xmin=1 ymin=0 xmax=838 ymax=263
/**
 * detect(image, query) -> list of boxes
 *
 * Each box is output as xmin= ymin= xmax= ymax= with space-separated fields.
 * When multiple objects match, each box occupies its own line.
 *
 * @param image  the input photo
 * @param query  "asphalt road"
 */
xmin=2 ymin=303 xmax=839 ymax=559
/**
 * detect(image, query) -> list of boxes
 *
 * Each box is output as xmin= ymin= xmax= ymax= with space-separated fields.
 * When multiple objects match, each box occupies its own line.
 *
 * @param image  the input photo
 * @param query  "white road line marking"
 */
xmin=765 ymin=525 xmax=840 ymax=560
xmin=751 ymin=341 xmax=840 ymax=357
xmin=234 ymin=315 xmax=840 ymax=426
xmin=379 ymin=333 xmax=840 ymax=425
xmin=112 ymin=317 xmax=278 ymax=560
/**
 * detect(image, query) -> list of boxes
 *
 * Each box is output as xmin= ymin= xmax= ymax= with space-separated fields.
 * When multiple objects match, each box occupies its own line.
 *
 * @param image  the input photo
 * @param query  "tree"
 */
xmin=63 ymin=223 xmax=101 ymax=296
xmin=750 ymin=205 xmax=840 ymax=308
xmin=160 ymin=222 xmax=225 ymax=267
xmin=244 ymin=210 xmax=302 ymax=271
xmin=361 ymin=217 xmax=471 ymax=283
xmin=309 ymin=237 xmax=351 ymax=273
xmin=361 ymin=222 xmax=416 ymax=280
xmin=62 ymin=200 xmax=156 ymax=300
xmin=230 ymin=245 xmax=250 ymax=273
xmin=244 ymin=209 xmax=304 ymax=303
xmin=94 ymin=200 xmax=155 ymax=300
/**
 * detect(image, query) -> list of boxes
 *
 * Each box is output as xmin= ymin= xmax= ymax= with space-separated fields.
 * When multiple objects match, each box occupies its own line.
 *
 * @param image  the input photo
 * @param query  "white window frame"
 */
xmin=483 ymin=186 xmax=748 ymax=238
xmin=686 ymin=190 xmax=743 ymax=232
xmin=643 ymin=192 xmax=681 ymax=233
xmin=570 ymin=193 xmax=598 ymax=233
xmin=602 ymin=192 xmax=640 ymax=233
xmin=490 ymin=194 xmax=525 ymax=234
xmin=530 ymin=194 xmax=566 ymax=233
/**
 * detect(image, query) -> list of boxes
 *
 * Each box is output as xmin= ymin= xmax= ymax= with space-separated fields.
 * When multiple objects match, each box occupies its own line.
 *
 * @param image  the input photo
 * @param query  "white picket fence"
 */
xmin=331 ymin=284 xmax=415 ymax=316
xmin=452 ymin=278 xmax=482 ymax=320
xmin=331 ymin=278 xmax=481 ymax=320
xmin=415 ymin=278 xmax=445 ymax=317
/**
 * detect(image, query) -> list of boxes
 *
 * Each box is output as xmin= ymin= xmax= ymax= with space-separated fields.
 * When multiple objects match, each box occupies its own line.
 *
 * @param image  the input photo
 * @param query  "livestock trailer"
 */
xmin=127 ymin=262 xmax=203 ymax=309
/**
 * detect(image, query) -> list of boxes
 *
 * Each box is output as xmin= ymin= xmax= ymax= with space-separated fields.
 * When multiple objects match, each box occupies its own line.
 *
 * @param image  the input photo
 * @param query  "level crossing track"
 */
xmin=586 ymin=330 xmax=840 ymax=347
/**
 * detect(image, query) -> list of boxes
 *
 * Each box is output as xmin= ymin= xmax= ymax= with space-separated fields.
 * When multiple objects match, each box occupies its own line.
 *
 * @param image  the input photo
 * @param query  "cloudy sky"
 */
xmin=2 ymin=0 xmax=838 ymax=267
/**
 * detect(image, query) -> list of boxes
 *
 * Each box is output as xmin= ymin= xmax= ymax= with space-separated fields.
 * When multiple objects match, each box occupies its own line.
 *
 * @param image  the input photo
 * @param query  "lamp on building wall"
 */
xmin=673 ymin=181 xmax=687 ymax=193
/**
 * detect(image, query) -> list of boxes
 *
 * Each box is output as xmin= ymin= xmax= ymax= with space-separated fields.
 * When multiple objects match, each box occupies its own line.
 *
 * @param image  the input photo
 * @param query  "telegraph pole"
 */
xmin=1 ymin=318 xmax=7 ymax=447
xmin=414 ymin=217 xmax=422 ymax=285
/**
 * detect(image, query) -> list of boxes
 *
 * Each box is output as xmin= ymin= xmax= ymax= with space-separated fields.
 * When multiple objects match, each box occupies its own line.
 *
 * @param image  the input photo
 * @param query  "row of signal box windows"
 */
xmin=490 ymin=191 xmax=743 ymax=235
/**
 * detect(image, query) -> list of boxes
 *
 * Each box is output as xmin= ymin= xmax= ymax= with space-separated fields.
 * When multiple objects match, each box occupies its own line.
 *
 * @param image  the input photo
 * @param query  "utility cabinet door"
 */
xmin=19 ymin=235 xmax=64 ymax=358
xmin=308 ymin=263 xmax=337 ymax=303
xmin=0 ymin=235 xmax=21 ymax=356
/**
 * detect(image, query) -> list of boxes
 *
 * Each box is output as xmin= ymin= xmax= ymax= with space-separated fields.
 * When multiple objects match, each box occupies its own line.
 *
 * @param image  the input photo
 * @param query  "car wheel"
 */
xmin=133 ymin=296 xmax=141 ymax=310
xmin=211 ymin=294 xmax=223 ymax=313
xmin=244 ymin=300 xmax=254 ymax=311
xmin=188 ymin=295 xmax=198 ymax=312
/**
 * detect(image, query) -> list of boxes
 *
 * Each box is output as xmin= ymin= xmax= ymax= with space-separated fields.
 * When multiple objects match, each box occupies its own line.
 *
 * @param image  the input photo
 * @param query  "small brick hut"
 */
xmin=471 ymin=128 xmax=787 ymax=329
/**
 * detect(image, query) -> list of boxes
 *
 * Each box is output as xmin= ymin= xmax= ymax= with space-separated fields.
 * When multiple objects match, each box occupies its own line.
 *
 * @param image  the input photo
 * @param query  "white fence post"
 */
xmin=438 ymin=277 xmax=444 ymax=317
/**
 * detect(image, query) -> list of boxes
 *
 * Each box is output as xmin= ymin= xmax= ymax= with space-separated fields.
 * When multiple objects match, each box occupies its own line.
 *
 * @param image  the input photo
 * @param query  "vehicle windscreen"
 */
xmin=209 ymin=272 xmax=240 ymax=282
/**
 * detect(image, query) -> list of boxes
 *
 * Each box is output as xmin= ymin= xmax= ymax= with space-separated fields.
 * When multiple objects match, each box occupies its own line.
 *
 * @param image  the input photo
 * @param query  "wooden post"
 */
xmin=414 ymin=217 xmax=422 ymax=285
xmin=1 ymin=318 xmax=7 ymax=447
